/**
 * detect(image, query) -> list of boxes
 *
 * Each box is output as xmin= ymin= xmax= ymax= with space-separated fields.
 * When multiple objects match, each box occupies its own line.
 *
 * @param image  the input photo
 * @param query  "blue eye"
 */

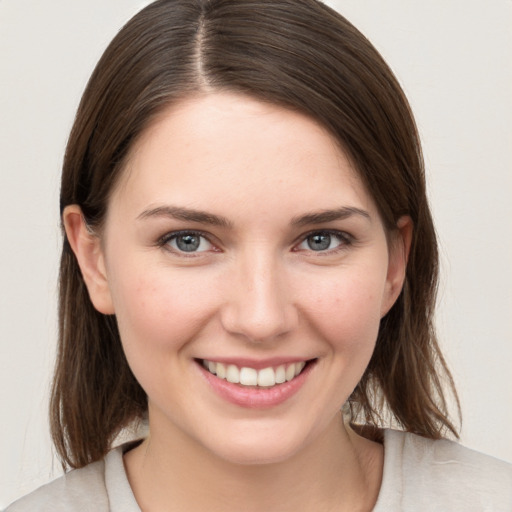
xmin=297 ymin=231 xmax=350 ymax=252
xmin=162 ymin=231 xmax=214 ymax=253
xmin=306 ymin=233 xmax=332 ymax=251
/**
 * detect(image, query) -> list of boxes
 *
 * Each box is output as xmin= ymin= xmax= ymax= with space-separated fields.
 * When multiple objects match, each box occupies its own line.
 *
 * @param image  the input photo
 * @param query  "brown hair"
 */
xmin=52 ymin=0 xmax=459 ymax=469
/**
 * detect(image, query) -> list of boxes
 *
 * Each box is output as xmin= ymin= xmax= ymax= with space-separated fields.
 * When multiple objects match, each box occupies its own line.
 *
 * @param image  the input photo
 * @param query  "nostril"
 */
xmin=220 ymin=299 xmax=298 ymax=343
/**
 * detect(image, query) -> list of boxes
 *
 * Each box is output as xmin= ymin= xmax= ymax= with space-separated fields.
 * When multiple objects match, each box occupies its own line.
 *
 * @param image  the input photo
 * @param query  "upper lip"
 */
xmin=196 ymin=357 xmax=315 ymax=370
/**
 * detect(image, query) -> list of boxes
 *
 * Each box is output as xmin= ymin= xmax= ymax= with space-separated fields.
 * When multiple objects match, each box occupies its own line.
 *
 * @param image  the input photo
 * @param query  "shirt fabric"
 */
xmin=6 ymin=429 xmax=512 ymax=511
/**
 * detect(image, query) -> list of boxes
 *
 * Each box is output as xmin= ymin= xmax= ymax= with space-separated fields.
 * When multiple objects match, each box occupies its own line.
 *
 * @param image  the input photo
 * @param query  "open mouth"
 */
xmin=198 ymin=359 xmax=315 ymax=388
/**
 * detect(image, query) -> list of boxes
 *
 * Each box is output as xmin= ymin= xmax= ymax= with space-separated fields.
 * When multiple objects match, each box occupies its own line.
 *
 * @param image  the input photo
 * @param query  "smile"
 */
xmin=201 ymin=359 xmax=308 ymax=388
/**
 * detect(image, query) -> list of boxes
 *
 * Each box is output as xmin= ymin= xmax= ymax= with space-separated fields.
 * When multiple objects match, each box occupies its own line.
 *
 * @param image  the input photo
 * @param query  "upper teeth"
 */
xmin=202 ymin=360 xmax=307 ymax=387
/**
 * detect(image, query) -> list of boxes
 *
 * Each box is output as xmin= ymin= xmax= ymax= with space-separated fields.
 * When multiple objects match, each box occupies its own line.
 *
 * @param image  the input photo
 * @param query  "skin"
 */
xmin=64 ymin=92 xmax=411 ymax=511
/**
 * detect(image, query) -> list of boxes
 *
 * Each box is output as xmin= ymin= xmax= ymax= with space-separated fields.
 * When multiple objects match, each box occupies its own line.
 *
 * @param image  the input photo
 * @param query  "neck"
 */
xmin=124 ymin=413 xmax=383 ymax=512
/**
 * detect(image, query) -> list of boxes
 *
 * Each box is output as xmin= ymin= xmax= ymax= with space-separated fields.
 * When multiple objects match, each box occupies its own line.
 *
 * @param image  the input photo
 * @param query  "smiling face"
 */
xmin=65 ymin=92 xmax=408 ymax=465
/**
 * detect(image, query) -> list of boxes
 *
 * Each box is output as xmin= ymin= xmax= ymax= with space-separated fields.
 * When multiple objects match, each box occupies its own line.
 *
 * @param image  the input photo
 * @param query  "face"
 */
xmin=70 ymin=93 xmax=407 ymax=465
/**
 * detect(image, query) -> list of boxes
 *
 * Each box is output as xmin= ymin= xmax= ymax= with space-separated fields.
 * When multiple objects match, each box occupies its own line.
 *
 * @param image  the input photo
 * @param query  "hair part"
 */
xmin=53 ymin=0 xmax=459 ymax=469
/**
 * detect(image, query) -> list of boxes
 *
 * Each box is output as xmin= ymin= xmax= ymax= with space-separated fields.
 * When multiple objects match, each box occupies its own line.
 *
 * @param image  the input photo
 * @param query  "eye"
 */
xmin=296 ymin=231 xmax=351 ymax=252
xmin=160 ymin=231 xmax=214 ymax=253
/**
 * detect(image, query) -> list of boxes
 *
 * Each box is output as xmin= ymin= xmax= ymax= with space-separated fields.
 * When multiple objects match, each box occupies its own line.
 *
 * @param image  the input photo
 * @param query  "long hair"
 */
xmin=52 ymin=0 xmax=459 ymax=469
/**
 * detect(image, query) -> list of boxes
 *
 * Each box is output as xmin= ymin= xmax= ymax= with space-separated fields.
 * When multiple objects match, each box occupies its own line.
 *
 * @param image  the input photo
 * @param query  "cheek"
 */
xmin=107 ymin=264 xmax=220 ymax=359
xmin=300 ymin=266 xmax=386 ymax=351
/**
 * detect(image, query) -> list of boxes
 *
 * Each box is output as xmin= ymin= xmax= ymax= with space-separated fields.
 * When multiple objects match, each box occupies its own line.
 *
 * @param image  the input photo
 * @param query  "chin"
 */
xmin=198 ymin=421 xmax=317 ymax=467
xmin=215 ymin=440 xmax=300 ymax=466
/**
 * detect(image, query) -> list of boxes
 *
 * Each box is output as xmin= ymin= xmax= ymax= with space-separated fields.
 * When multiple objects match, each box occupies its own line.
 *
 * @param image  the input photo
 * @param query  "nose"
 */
xmin=220 ymin=251 xmax=298 ymax=343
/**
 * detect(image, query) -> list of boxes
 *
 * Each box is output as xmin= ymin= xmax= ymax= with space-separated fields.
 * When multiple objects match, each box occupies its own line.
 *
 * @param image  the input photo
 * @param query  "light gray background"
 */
xmin=1 ymin=0 xmax=511 ymax=507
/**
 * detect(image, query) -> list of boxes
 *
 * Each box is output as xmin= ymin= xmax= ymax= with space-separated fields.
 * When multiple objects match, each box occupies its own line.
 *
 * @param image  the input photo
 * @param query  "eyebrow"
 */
xmin=137 ymin=205 xmax=370 ymax=229
xmin=137 ymin=205 xmax=233 ymax=228
xmin=291 ymin=207 xmax=371 ymax=227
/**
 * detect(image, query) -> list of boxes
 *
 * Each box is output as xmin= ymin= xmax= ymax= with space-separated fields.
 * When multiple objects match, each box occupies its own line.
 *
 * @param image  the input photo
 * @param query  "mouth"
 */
xmin=198 ymin=358 xmax=314 ymax=389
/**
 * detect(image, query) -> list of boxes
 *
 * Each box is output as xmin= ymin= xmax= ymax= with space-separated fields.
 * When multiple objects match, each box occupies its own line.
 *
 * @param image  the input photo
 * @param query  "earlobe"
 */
xmin=63 ymin=205 xmax=115 ymax=315
xmin=381 ymin=215 xmax=413 ymax=317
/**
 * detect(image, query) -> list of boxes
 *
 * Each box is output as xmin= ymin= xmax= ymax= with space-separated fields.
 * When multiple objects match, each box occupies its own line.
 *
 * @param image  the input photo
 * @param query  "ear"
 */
xmin=63 ymin=205 xmax=115 ymax=315
xmin=380 ymin=215 xmax=413 ymax=317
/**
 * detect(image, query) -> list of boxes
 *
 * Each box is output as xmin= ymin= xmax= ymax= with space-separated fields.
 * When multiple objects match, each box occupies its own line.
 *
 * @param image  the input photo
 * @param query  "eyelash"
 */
xmin=156 ymin=229 xmax=354 ymax=256
xmin=157 ymin=230 xmax=216 ymax=255
xmin=293 ymin=229 xmax=353 ymax=255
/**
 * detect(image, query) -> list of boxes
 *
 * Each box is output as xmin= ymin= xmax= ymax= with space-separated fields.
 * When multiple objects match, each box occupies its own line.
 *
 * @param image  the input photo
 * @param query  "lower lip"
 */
xmin=198 ymin=361 xmax=315 ymax=409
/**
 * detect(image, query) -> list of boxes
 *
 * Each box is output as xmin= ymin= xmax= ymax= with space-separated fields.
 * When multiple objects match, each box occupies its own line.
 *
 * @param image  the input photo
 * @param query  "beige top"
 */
xmin=6 ymin=429 xmax=512 ymax=511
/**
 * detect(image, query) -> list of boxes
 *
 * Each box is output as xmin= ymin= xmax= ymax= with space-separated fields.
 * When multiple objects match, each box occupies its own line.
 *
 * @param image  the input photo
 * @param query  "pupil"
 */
xmin=308 ymin=234 xmax=331 ymax=251
xmin=176 ymin=234 xmax=200 ymax=252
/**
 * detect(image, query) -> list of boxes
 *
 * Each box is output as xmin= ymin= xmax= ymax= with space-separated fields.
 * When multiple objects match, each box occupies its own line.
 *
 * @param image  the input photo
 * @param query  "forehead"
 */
xmin=110 ymin=92 xmax=378 ymax=223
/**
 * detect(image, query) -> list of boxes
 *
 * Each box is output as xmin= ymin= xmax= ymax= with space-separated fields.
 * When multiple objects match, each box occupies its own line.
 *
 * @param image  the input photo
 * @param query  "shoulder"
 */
xmin=376 ymin=429 xmax=512 ymax=511
xmin=5 ymin=443 xmax=138 ymax=512
xmin=5 ymin=459 xmax=108 ymax=512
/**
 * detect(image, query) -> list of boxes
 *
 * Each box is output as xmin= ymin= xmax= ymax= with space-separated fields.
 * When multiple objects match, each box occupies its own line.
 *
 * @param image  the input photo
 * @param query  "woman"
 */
xmin=7 ymin=0 xmax=512 ymax=510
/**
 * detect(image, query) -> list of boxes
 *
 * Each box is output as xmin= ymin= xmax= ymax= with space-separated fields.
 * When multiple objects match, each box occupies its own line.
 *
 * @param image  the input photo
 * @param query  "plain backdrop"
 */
xmin=1 ymin=0 xmax=511 ymax=507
